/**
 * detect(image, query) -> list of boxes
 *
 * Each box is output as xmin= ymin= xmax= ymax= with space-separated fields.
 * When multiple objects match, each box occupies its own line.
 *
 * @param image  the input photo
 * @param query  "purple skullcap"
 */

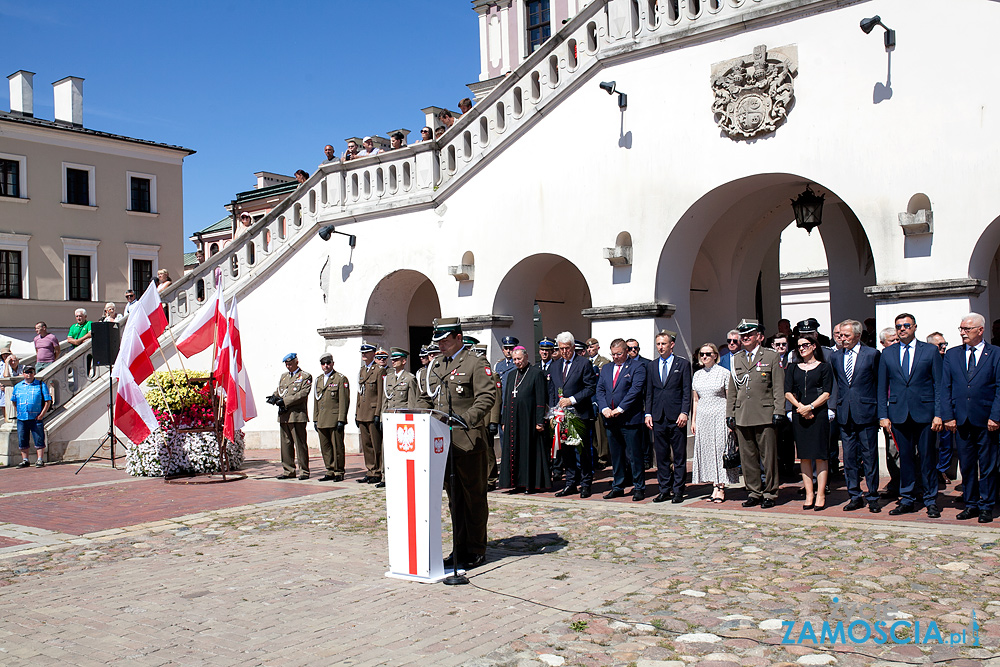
xmin=513 ymin=345 xmax=526 ymax=351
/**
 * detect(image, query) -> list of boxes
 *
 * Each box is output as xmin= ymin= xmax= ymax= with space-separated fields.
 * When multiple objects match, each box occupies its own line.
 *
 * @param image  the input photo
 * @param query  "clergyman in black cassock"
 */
xmin=500 ymin=356 xmax=550 ymax=492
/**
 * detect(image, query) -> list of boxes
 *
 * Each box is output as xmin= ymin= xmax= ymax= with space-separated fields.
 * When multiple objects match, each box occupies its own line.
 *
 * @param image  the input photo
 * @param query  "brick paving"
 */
xmin=0 ymin=452 xmax=996 ymax=666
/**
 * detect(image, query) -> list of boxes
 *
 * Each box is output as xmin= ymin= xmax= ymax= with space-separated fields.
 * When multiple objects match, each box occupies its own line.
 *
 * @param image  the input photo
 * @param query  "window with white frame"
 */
xmin=126 ymin=171 xmax=157 ymax=214
xmin=0 ymin=152 xmax=27 ymax=200
xmin=126 ymin=242 xmax=160 ymax=294
xmin=62 ymin=162 xmax=96 ymax=207
xmin=61 ymin=237 xmax=99 ymax=301
xmin=0 ymin=232 xmax=30 ymax=299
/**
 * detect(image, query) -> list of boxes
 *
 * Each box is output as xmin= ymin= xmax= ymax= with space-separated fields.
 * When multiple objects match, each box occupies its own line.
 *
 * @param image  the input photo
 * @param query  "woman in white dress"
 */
xmin=691 ymin=343 xmax=739 ymax=502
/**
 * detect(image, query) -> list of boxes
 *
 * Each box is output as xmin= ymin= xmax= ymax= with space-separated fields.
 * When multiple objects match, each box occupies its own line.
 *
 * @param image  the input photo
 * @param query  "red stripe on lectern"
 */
xmin=406 ymin=459 xmax=417 ymax=575
xmin=405 ymin=413 xmax=413 ymax=421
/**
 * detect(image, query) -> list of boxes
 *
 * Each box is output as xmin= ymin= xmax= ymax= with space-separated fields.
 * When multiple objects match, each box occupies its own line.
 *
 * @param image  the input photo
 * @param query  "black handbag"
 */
xmin=723 ymin=433 xmax=741 ymax=469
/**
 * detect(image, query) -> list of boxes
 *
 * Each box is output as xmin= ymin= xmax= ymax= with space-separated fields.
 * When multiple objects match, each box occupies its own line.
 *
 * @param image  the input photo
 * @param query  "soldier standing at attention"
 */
xmin=416 ymin=344 xmax=439 ymax=396
xmin=356 ymin=343 xmax=384 ymax=485
xmin=314 ymin=353 xmax=350 ymax=482
xmin=418 ymin=317 xmax=496 ymax=571
xmin=271 ymin=353 xmax=313 ymax=480
xmin=383 ymin=347 xmax=419 ymax=413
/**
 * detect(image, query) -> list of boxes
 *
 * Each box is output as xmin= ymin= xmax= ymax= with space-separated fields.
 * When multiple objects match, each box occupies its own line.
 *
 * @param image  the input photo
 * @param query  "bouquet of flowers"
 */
xmin=547 ymin=389 xmax=585 ymax=457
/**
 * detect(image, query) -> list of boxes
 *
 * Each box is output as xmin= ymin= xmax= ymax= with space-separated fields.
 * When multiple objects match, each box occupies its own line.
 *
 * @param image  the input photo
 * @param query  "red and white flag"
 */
xmin=131 ymin=281 xmax=168 ymax=360
xmin=222 ymin=297 xmax=257 ymax=440
xmin=176 ymin=288 xmax=225 ymax=358
xmin=111 ymin=318 xmax=159 ymax=444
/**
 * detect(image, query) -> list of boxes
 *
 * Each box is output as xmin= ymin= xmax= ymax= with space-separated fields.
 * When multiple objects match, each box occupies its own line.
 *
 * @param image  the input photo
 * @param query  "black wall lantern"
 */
xmin=791 ymin=185 xmax=825 ymax=234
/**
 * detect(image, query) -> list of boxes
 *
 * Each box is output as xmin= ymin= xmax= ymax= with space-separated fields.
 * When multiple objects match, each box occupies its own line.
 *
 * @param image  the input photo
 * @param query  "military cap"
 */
xmin=796 ymin=318 xmax=820 ymax=333
xmin=374 ymin=347 xmax=389 ymax=359
xmin=419 ymin=345 xmax=429 ymax=356
xmin=501 ymin=336 xmax=519 ymax=347
xmin=474 ymin=343 xmax=488 ymax=354
xmin=657 ymin=329 xmax=678 ymax=341
xmin=360 ymin=343 xmax=377 ymax=353
xmin=538 ymin=337 xmax=556 ymax=348
xmin=431 ymin=316 xmax=462 ymax=341
xmin=282 ymin=352 xmax=298 ymax=362
xmin=736 ymin=319 xmax=762 ymax=334
xmin=574 ymin=339 xmax=586 ymax=351
xmin=319 ymin=353 xmax=333 ymax=364
xmin=463 ymin=335 xmax=480 ymax=346
xmin=390 ymin=347 xmax=408 ymax=359
xmin=425 ymin=343 xmax=440 ymax=354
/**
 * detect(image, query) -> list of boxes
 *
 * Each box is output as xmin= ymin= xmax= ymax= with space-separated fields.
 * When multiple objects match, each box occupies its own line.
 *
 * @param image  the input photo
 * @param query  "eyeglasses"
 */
xmin=797 ymin=343 xmax=814 ymax=349
xmin=773 ymin=342 xmax=787 ymax=347
xmin=727 ymin=339 xmax=739 ymax=344
xmin=321 ymin=361 xmax=332 ymax=365
xmin=959 ymin=326 xmax=980 ymax=332
xmin=895 ymin=322 xmax=914 ymax=330
xmin=23 ymin=370 xmax=35 ymax=374
xmin=626 ymin=346 xmax=639 ymax=351
xmin=937 ymin=342 xmax=948 ymax=349
xmin=698 ymin=352 xmax=714 ymax=357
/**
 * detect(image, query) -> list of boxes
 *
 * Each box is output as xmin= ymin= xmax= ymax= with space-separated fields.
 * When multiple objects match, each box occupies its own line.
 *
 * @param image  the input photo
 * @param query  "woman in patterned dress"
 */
xmin=691 ymin=343 xmax=739 ymax=502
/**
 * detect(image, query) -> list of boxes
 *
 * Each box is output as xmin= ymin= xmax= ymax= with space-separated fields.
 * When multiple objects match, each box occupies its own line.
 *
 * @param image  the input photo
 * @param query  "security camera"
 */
xmin=599 ymin=81 xmax=617 ymax=95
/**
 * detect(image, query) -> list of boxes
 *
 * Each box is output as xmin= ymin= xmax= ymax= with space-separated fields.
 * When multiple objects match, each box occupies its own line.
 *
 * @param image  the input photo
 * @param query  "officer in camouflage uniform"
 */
xmin=314 ymin=353 xmax=350 ymax=482
xmin=356 ymin=343 xmax=384 ymax=484
xmin=419 ymin=318 xmax=496 ymax=570
xmin=271 ymin=353 xmax=313 ymax=479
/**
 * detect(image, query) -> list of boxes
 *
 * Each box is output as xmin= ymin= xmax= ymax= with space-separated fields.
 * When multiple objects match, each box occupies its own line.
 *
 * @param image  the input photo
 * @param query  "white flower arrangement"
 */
xmin=126 ymin=429 xmax=245 ymax=477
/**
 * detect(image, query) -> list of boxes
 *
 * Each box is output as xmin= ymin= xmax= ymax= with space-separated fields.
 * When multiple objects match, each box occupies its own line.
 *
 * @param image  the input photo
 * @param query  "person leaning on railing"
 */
xmin=66 ymin=309 xmax=92 ymax=348
xmin=33 ymin=321 xmax=61 ymax=369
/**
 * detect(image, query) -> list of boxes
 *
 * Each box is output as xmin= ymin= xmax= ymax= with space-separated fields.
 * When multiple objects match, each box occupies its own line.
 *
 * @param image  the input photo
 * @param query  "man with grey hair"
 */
xmin=879 ymin=327 xmax=897 ymax=348
xmin=548 ymin=331 xmax=597 ymax=497
xmin=830 ymin=318 xmax=882 ymax=512
xmin=67 ymin=308 xmax=92 ymax=347
xmin=719 ymin=329 xmax=741 ymax=372
xmin=941 ymin=312 xmax=1000 ymax=522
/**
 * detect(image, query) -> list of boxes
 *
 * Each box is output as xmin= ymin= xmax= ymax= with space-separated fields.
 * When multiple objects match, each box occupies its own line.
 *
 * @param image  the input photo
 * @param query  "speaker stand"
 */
xmin=76 ymin=368 xmax=126 ymax=474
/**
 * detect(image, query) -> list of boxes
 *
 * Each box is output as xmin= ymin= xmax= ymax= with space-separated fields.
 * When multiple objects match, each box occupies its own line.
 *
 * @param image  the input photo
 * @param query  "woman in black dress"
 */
xmin=784 ymin=332 xmax=833 ymax=510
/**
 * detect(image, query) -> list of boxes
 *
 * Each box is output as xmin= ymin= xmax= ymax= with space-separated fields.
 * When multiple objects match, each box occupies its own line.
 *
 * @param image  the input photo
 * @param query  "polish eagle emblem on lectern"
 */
xmin=712 ymin=44 xmax=797 ymax=140
xmin=396 ymin=424 xmax=415 ymax=452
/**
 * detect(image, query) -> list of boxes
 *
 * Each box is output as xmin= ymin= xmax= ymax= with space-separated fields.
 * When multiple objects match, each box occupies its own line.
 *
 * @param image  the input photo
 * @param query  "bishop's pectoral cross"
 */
xmin=511 ymin=388 xmax=518 ymax=398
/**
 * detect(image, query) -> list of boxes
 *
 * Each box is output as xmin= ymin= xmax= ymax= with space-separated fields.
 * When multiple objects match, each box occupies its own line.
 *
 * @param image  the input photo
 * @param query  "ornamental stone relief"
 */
xmin=711 ymin=44 xmax=798 ymax=140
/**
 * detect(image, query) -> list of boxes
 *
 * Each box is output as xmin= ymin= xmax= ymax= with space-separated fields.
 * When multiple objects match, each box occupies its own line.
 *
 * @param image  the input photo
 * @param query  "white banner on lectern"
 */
xmin=383 ymin=411 xmax=451 ymax=582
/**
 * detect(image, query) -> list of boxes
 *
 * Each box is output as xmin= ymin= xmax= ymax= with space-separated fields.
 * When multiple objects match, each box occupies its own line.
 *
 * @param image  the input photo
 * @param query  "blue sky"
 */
xmin=2 ymin=1 xmax=480 ymax=251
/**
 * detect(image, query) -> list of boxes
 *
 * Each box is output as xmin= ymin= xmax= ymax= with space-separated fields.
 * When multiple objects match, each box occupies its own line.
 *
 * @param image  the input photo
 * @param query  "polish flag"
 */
xmin=176 ymin=288 xmax=226 ymax=358
xmin=131 ymin=281 xmax=168 ymax=358
xmin=111 ymin=319 xmax=159 ymax=444
xmin=222 ymin=297 xmax=257 ymax=440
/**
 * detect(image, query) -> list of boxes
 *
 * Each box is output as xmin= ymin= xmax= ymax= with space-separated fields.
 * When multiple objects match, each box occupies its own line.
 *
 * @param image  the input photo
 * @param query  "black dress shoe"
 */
xmin=319 ymin=474 xmax=337 ymax=481
xmin=652 ymin=493 xmax=670 ymax=503
xmin=843 ymin=498 xmax=865 ymax=512
xmin=888 ymin=503 xmax=916 ymax=516
xmin=979 ymin=510 xmax=994 ymax=523
xmin=603 ymin=489 xmax=624 ymax=499
xmin=632 ymin=489 xmax=645 ymax=502
xmin=926 ymin=504 xmax=941 ymax=518
xmin=275 ymin=473 xmax=295 ymax=480
xmin=761 ymin=498 xmax=775 ymax=508
xmin=357 ymin=476 xmax=372 ymax=484
xmin=374 ymin=481 xmax=386 ymax=488
xmin=443 ymin=553 xmax=461 ymax=568
xmin=333 ymin=474 xmax=345 ymax=482
xmin=554 ymin=486 xmax=578 ymax=497
xmin=671 ymin=494 xmax=683 ymax=504
xmin=957 ymin=507 xmax=980 ymax=520
xmin=298 ymin=474 xmax=310 ymax=480
xmin=579 ymin=487 xmax=592 ymax=498
xmin=742 ymin=497 xmax=762 ymax=507
xmin=869 ymin=502 xmax=882 ymax=513
xmin=368 ymin=477 xmax=381 ymax=485
xmin=462 ymin=554 xmax=486 ymax=570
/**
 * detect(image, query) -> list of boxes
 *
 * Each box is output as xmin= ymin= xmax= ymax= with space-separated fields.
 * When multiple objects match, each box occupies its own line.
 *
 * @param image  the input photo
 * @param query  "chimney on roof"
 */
xmin=52 ymin=76 xmax=84 ymax=127
xmin=8 ymin=70 xmax=35 ymax=117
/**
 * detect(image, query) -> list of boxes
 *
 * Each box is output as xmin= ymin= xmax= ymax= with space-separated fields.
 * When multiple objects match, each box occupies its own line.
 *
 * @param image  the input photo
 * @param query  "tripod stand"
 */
xmin=76 ymin=366 xmax=126 ymax=473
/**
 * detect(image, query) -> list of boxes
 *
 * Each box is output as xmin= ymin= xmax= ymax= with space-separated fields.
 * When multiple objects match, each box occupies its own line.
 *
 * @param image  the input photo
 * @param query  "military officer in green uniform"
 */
xmin=473 ymin=341 xmax=503 ymax=489
xmin=726 ymin=318 xmax=786 ymax=507
xmin=416 ymin=343 xmax=439 ymax=397
xmin=383 ymin=347 xmax=419 ymax=413
xmin=314 ymin=353 xmax=350 ymax=482
xmin=356 ymin=343 xmax=384 ymax=484
xmin=419 ymin=318 xmax=496 ymax=570
xmin=270 ymin=353 xmax=313 ymax=479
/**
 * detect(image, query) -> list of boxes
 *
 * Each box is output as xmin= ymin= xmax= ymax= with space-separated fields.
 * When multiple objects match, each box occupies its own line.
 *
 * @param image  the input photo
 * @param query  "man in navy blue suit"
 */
xmin=644 ymin=331 xmax=692 ymax=503
xmin=941 ymin=313 xmax=1000 ymax=523
xmin=597 ymin=338 xmax=648 ymax=501
xmin=878 ymin=312 xmax=944 ymax=518
xmin=718 ymin=330 xmax=741 ymax=372
xmin=549 ymin=331 xmax=597 ymax=498
xmin=830 ymin=319 xmax=882 ymax=513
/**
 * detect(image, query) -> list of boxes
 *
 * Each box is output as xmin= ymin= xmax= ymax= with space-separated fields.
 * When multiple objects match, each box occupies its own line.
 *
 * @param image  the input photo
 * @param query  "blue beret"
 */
xmin=282 ymin=353 xmax=297 ymax=362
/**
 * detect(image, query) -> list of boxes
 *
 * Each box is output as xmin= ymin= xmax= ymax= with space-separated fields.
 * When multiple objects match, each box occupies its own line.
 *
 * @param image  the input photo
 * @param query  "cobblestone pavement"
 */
xmin=0 ymin=454 xmax=998 ymax=666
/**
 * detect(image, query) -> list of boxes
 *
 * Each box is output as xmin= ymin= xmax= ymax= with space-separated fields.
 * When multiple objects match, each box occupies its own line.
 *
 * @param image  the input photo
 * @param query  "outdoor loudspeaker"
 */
xmin=91 ymin=322 xmax=121 ymax=367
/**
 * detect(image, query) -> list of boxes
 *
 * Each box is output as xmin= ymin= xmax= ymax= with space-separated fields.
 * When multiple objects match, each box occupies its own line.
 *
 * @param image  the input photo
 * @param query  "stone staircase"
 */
xmin=10 ymin=0 xmax=836 ymax=463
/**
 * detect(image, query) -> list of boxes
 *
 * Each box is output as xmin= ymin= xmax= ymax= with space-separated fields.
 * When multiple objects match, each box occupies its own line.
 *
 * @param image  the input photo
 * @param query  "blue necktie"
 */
xmin=969 ymin=347 xmax=977 ymax=379
xmin=902 ymin=345 xmax=910 ymax=378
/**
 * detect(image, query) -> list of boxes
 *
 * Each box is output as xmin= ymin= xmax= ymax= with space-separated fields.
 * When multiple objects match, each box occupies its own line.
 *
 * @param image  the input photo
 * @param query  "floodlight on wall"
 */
xmin=791 ymin=185 xmax=825 ymax=235
xmin=860 ymin=15 xmax=895 ymax=49
xmin=318 ymin=224 xmax=357 ymax=248
xmin=599 ymin=81 xmax=627 ymax=110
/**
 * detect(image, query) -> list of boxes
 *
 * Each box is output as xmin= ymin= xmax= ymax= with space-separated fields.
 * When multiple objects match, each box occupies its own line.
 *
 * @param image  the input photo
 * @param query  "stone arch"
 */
xmin=654 ymin=174 xmax=877 ymax=355
xmin=365 ymin=269 xmax=441 ymax=370
xmin=968 ymin=213 xmax=1000 ymax=326
xmin=492 ymin=254 xmax=592 ymax=355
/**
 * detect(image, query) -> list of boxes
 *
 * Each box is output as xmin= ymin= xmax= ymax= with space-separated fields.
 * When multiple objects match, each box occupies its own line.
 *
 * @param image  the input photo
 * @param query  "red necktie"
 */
xmin=612 ymin=364 xmax=622 ymax=388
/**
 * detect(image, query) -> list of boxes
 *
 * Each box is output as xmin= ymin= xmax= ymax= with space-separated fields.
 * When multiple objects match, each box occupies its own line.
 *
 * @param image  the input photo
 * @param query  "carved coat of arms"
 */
xmin=712 ymin=44 xmax=797 ymax=140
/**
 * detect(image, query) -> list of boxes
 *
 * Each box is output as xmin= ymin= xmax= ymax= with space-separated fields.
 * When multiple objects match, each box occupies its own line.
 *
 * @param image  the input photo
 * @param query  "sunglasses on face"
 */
xmin=797 ymin=343 xmax=814 ymax=349
xmin=727 ymin=339 xmax=739 ymax=344
xmin=895 ymin=323 xmax=914 ymax=330
xmin=627 ymin=346 xmax=638 ymax=351
xmin=698 ymin=352 xmax=714 ymax=357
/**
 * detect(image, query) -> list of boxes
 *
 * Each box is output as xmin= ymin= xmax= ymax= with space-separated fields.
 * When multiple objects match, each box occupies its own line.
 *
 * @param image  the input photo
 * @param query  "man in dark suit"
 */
xmin=549 ymin=331 xmax=597 ymax=498
xmin=596 ymin=338 xmax=648 ymax=501
xmin=878 ymin=312 xmax=944 ymax=518
xmin=627 ymin=338 xmax=655 ymax=468
xmin=830 ymin=319 xmax=882 ymax=513
xmin=941 ymin=313 xmax=1000 ymax=523
xmin=644 ymin=330 xmax=692 ymax=502
xmin=718 ymin=330 xmax=740 ymax=372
